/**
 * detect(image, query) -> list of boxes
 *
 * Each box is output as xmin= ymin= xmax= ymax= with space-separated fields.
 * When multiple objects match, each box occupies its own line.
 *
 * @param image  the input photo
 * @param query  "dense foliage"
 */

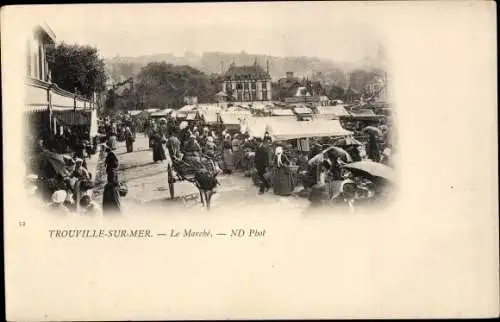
xmin=134 ymin=62 xmax=219 ymax=108
xmin=46 ymin=43 xmax=107 ymax=98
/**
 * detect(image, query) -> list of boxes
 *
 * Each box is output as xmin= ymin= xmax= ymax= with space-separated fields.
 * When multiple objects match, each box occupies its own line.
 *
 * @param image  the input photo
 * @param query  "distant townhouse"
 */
xmin=221 ymin=61 xmax=272 ymax=102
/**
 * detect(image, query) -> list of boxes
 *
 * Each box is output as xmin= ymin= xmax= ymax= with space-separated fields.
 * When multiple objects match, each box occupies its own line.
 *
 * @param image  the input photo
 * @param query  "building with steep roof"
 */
xmin=221 ymin=61 xmax=272 ymax=102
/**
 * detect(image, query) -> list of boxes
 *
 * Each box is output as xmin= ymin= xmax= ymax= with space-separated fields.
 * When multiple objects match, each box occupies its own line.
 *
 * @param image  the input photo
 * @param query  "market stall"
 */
xmin=218 ymin=112 xmax=249 ymax=133
xmin=293 ymin=106 xmax=313 ymax=121
xmin=267 ymin=119 xmax=353 ymax=141
xmin=150 ymin=109 xmax=173 ymax=119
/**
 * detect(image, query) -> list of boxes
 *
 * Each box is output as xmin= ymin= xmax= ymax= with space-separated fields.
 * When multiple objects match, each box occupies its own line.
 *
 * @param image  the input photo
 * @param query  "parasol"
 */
xmin=308 ymin=145 xmax=352 ymax=165
xmin=342 ymin=160 xmax=394 ymax=182
xmin=363 ymin=126 xmax=382 ymax=137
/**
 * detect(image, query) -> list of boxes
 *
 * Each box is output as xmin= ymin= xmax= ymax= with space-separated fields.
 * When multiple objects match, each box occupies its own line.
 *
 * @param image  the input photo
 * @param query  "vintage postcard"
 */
xmin=2 ymin=2 xmax=498 ymax=320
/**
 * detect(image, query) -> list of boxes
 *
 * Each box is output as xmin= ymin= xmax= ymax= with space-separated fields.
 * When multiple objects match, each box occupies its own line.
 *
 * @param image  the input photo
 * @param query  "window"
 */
xmin=226 ymin=83 xmax=232 ymax=92
xmin=244 ymin=82 xmax=249 ymax=90
xmin=251 ymin=82 xmax=256 ymax=90
xmin=261 ymin=81 xmax=267 ymax=88
xmin=262 ymin=89 xmax=268 ymax=101
xmin=236 ymin=83 xmax=242 ymax=90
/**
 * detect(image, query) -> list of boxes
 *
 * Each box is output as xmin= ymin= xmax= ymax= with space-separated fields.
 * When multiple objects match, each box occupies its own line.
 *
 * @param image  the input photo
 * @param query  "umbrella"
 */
xmin=334 ymin=136 xmax=362 ymax=147
xmin=159 ymin=118 xmax=167 ymax=123
xmin=308 ymin=152 xmax=324 ymax=165
xmin=363 ymin=126 xmax=382 ymax=137
xmin=342 ymin=160 xmax=394 ymax=182
xmin=308 ymin=145 xmax=352 ymax=165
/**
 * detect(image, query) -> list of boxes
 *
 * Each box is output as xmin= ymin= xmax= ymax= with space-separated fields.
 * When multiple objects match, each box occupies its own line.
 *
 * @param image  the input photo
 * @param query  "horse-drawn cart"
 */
xmin=166 ymin=153 xmax=220 ymax=208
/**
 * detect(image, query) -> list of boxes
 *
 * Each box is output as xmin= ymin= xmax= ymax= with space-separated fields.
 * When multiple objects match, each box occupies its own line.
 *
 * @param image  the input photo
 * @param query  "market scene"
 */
xmin=24 ymin=23 xmax=396 ymax=216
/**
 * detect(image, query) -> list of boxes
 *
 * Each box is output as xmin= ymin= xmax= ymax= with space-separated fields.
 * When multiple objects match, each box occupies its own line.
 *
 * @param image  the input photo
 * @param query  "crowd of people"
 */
xmin=133 ymin=114 xmax=395 ymax=211
xmin=24 ymin=110 xmax=395 ymax=216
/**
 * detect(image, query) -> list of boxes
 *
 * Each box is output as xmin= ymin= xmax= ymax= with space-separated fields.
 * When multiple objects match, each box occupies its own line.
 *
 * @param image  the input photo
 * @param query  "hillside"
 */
xmin=104 ymin=50 xmax=387 ymax=95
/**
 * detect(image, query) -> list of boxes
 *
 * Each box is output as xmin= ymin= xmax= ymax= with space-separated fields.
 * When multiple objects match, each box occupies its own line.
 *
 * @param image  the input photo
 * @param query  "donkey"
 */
xmin=192 ymin=168 xmax=220 ymax=210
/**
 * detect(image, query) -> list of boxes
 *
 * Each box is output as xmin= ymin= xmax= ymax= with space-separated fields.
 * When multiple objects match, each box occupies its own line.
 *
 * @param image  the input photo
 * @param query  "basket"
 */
xmin=118 ymin=182 xmax=128 ymax=197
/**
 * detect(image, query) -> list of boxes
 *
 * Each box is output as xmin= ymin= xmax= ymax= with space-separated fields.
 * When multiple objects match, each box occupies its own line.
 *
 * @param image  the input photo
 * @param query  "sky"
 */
xmin=27 ymin=3 xmax=384 ymax=62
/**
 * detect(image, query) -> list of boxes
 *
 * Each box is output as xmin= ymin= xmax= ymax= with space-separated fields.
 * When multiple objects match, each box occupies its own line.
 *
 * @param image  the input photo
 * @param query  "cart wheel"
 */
xmin=167 ymin=165 xmax=175 ymax=199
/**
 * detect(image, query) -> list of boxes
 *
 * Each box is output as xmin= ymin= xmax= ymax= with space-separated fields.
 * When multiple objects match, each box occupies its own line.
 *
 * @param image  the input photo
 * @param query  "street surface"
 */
xmin=95 ymin=134 xmax=310 ymax=215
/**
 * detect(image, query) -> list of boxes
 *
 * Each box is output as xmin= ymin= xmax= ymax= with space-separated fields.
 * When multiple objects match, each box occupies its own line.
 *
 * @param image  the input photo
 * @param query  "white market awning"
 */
xmin=178 ymin=105 xmax=197 ymax=112
xmin=242 ymin=117 xmax=271 ymax=137
xmin=150 ymin=109 xmax=173 ymax=117
xmin=316 ymin=105 xmax=350 ymax=118
xmin=128 ymin=110 xmax=143 ymax=116
xmin=200 ymin=110 xmax=219 ymax=124
xmin=293 ymin=107 xmax=313 ymax=115
xmin=186 ymin=112 xmax=198 ymax=120
xmin=268 ymin=119 xmax=352 ymax=141
xmin=271 ymin=109 xmax=295 ymax=116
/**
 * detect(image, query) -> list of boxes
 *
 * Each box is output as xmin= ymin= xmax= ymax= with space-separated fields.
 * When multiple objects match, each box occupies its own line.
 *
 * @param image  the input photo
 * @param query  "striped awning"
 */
xmin=52 ymin=110 xmax=91 ymax=126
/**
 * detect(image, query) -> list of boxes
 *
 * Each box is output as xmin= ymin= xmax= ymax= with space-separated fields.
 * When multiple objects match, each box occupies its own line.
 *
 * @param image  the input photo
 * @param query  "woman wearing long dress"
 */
xmin=151 ymin=134 xmax=167 ymax=163
xmin=272 ymin=146 xmax=294 ymax=196
xmin=102 ymin=176 xmax=121 ymax=215
xmin=222 ymin=134 xmax=234 ymax=173
xmin=105 ymin=146 xmax=119 ymax=183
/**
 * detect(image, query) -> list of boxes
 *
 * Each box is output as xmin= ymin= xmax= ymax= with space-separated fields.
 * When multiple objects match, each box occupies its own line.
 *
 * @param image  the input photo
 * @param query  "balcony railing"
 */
xmin=25 ymin=77 xmax=95 ymax=112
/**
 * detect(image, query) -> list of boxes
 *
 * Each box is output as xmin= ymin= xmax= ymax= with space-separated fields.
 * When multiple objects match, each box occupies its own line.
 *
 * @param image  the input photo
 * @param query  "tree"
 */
xmin=326 ymin=84 xmax=345 ymax=100
xmin=135 ymin=62 xmax=218 ymax=108
xmin=46 ymin=42 xmax=107 ymax=99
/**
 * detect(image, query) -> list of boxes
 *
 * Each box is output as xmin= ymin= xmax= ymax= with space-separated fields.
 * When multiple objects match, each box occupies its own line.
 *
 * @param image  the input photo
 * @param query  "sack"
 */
xmin=118 ymin=182 xmax=128 ymax=197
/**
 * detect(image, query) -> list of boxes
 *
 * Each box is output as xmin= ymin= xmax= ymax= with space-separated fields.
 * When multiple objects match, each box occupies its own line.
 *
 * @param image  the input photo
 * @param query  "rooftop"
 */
xmin=223 ymin=63 xmax=271 ymax=80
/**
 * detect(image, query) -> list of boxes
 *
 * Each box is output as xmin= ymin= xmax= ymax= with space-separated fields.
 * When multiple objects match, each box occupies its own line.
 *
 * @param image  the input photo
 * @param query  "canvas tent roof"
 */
xmin=271 ymin=109 xmax=295 ymax=116
xmin=150 ymin=109 xmax=173 ymax=117
xmin=316 ymin=105 xmax=350 ymax=118
xmin=243 ymin=117 xmax=352 ymax=140
xmin=219 ymin=112 xmax=248 ymax=125
xmin=200 ymin=110 xmax=219 ymax=124
xmin=293 ymin=107 xmax=313 ymax=115
xmin=186 ymin=112 xmax=198 ymax=120
xmin=178 ymin=105 xmax=197 ymax=112
xmin=128 ymin=110 xmax=143 ymax=116
xmin=267 ymin=119 xmax=352 ymax=141
xmin=242 ymin=117 xmax=272 ymax=138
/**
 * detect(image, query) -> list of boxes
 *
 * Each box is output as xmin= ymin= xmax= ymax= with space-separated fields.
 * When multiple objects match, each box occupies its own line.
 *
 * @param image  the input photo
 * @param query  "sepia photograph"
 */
xmin=22 ymin=8 xmax=395 ymax=216
xmin=2 ymin=2 xmax=498 ymax=320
